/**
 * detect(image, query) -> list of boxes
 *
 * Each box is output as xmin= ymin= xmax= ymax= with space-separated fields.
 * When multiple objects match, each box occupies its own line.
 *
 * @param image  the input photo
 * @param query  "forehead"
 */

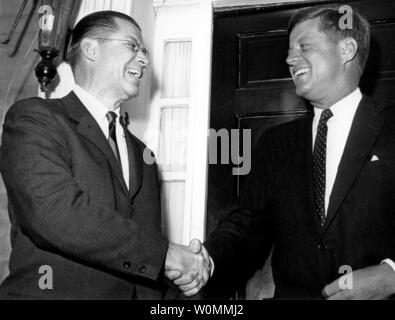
xmin=112 ymin=17 xmax=143 ymax=42
xmin=289 ymin=17 xmax=328 ymax=43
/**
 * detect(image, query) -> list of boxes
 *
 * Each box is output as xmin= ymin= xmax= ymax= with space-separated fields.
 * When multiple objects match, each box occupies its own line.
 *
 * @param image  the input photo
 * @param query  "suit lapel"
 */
xmin=292 ymin=116 xmax=322 ymax=237
xmin=123 ymin=128 xmax=143 ymax=200
xmin=323 ymin=96 xmax=384 ymax=234
xmin=61 ymin=92 xmax=129 ymax=197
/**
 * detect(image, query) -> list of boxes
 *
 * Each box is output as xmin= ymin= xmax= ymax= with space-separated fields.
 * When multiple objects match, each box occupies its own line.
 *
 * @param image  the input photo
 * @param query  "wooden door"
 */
xmin=206 ymin=0 xmax=395 ymax=299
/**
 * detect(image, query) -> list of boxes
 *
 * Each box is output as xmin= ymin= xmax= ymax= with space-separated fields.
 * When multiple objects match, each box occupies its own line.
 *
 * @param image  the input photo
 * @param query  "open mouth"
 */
xmin=293 ymin=68 xmax=310 ymax=79
xmin=126 ymin=68 xmax=143 ymax=80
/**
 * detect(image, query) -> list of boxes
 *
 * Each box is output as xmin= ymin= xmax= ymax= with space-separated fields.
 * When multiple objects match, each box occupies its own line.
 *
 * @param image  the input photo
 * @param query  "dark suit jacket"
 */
xmin=205 ymin=96 xmax=395 ymax=299
xmin=0 ymin=92 xmax=170 ymax=299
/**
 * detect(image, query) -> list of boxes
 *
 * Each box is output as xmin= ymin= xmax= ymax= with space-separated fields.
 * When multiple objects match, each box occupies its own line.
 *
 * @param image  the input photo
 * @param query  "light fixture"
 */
xmin=35 ymin=0 xmax=77 ymax=92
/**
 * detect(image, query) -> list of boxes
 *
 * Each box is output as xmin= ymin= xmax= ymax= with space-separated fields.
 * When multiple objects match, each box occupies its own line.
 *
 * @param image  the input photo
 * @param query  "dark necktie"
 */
xmin=313 ymin=109 xmax=333 ymax=226
xmin=106 ymin=111 xmax=121 ymax=165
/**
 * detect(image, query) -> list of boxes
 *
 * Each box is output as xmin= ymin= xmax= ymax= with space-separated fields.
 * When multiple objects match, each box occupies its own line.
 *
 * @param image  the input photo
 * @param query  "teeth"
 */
xmin=294 ymin=68 xmax=310 ymax=77
xmin=126 ymin=68 xmax=142 ymax=79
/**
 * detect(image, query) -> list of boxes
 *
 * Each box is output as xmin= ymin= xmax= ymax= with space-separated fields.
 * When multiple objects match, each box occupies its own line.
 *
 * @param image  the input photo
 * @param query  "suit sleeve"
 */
xmin=0 ymin=99 xmax=168 ymax=282
xmin=204 ymin=131 xmax=276 ymax=285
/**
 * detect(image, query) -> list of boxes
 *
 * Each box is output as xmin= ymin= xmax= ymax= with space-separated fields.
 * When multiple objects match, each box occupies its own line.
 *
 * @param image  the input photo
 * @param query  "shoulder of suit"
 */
xmin=362 ymin=95 xmax=395 ymax=119
xmin=380 ymin=101 xmax=395 ymax=125
xmin=253 ymin=115 xmax=312 ymax=154
xmin=7 ymin=96 xmax=64 ymax=117
xmin=376 ymin=99 xmax=395 ymax=114
xmin=5 ymin=96 xmax=65 ymax=123
xmin=265 ymin=114 xmax=312 ymax=138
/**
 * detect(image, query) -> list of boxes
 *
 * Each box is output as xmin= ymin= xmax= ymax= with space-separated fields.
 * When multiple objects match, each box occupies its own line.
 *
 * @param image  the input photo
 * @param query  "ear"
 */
xmin=80 ymin=38 xmax=99 ymax=62
xmin=339 ymin=37 xmax=358 ymax=64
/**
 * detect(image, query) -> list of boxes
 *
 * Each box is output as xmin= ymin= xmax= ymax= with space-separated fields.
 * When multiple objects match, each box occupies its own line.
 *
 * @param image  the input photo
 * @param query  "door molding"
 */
xmin=213 ymin=0 xmax=333 ymax=12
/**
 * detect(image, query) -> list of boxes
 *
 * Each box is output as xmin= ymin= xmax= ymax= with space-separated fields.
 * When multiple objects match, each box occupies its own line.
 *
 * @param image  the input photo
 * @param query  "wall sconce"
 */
xmin=35 ymin=0 xmax=77 ymax=92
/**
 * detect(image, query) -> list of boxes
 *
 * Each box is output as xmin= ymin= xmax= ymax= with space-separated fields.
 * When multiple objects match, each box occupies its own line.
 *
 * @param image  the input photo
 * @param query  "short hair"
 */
xmin=66 ymin=10 xmax=141 ymax=71
xmin=288 ymin=5 xmax=371 ymax=72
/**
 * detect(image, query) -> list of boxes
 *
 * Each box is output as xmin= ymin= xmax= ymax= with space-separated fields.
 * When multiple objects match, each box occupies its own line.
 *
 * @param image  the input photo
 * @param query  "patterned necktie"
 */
xmin=313 ymin=109 xmax=333 ymax=226
xmin=106 ymin=111 xmax=121 ymax=165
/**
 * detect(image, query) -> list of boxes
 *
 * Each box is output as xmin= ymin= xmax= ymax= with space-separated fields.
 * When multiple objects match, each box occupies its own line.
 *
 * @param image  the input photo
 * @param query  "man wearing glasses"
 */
xmin=0 ymin=10 xmax=210 ymax=299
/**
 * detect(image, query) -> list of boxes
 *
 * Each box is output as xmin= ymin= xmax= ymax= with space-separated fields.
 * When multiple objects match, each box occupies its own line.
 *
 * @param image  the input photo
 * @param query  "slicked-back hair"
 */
xmin=66 ymin=10 xmax=141 ymax=71
xmin=288 ymin=5 xmax=370 ymax=72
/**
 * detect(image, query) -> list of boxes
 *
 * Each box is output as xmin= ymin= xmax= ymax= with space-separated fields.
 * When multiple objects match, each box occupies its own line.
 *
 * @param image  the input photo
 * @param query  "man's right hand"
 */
xmin=165 ymin=239 xmax=212 ymax=297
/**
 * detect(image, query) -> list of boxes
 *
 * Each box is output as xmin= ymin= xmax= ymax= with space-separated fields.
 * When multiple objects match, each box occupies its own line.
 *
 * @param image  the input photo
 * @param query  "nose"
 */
xmin=286 ymin=48 xmax=300 ymax=66
xmin=137 ymin=50 xmax=149 ymax=67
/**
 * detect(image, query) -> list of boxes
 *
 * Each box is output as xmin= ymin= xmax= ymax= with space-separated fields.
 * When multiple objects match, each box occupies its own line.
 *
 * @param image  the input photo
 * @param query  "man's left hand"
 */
xmin=322 ymin=263 xmax=395 ymax=300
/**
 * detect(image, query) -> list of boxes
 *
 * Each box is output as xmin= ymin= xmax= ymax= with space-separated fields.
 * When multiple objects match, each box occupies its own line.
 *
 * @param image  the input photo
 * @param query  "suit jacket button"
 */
xmin=139 ymin=265 xmax=147 ymax=273
xmin=318 ymin=244 xmax=327 ymax=251
xmin=130 ymin=199 xmax=134 ymax=205
xmin=123 ymin=261 xmax=131 ymax=269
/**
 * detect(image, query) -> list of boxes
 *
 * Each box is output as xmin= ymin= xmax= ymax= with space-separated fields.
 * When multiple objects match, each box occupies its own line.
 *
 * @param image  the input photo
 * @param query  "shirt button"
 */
xmin=139 ymin=265 xmax=147 ymax=274
xmin=123 ymin=261 xmax=131 ymax=269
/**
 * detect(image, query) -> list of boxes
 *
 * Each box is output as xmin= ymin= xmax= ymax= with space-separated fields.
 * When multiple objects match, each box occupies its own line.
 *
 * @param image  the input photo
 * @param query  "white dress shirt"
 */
xmin=312 ymin=88 xmax=395 ymax=272
xmin=73 ymin=85 xmax=130 ymax=189
xmin=312 ymin=87 xmax=362 ymax=215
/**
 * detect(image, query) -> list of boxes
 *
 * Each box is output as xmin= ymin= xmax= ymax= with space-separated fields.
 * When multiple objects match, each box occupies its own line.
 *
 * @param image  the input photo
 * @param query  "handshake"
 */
xmin=164 ymin=239 xmax=213 ymax=297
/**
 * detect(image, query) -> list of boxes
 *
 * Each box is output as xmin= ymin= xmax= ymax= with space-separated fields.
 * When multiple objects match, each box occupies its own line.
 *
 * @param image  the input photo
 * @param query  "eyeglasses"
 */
xmin=93 ymin=37 xmax=149 ymax=59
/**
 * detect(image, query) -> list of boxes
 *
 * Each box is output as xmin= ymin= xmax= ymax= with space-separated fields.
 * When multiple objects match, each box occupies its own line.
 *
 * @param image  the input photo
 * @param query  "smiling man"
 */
xmin=202 ymin=5 xmax=395 ymax=299
xmin=0 ymin=11 xmax=210 ymax=300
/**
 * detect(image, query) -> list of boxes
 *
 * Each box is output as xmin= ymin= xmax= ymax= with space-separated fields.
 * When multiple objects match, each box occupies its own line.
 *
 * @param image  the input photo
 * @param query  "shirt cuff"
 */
xmin=381 ymin=258 xmax=395 ymax=272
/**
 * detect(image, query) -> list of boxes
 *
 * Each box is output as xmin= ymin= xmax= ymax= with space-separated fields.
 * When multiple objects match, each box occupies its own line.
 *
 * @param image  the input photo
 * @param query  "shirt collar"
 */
xmin=313 ymin=88 xmax=362 ymax=124
xmin=73 ymin=85 xmax=120 ymax=125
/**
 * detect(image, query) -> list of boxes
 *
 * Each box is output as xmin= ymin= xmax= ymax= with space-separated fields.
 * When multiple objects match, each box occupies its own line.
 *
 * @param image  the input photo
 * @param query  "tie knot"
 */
xmin=320 ymin=109 xmax=333 ymax=124
xmin=106 ymin=111 xmax=117 ymax=124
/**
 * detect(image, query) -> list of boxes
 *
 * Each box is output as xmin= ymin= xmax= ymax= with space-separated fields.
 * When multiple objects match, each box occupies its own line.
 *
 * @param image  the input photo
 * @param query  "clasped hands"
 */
xmin=165 ymin=239 xmax=212 ymax=297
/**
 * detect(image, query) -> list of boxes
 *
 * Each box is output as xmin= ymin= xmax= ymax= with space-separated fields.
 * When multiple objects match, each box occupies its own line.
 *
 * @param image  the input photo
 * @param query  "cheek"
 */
xmin=311 ymin=54 xmax=335 ymax=75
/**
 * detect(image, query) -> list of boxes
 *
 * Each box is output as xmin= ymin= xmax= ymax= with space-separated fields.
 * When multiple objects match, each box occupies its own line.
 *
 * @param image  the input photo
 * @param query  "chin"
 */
xmin=295 ymin=87 xmax=308 ymax=98
xmin=128 ymin=91 xmax=139 ymax=98
xmin=295 ymin=83 xmax=314 ymax=98
xmin=124 ymin=86 xmax=139 ymax=99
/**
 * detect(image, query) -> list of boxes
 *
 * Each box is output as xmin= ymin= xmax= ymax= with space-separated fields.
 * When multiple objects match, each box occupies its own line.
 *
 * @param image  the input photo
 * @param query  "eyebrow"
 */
xmin=288 ymin=36 xmax=312 ymax=50
xmin=294 ymin=35 xmax=313 ymax=43
xmin=123 ymin=35 xmax=141 ymax=46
